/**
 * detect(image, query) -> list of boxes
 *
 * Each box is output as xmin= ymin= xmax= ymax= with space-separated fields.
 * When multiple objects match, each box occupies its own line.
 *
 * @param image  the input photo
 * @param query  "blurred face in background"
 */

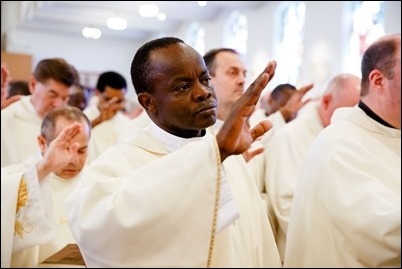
xmin=39 ymin=117 xmax=90 ymax=179
xmin=97 ymin=86 xmax=126 ymax=113
xmin=209 ymin=51 xmax=247 ymax=111
xmin=30 ymin=78 xmax=73 ymax=118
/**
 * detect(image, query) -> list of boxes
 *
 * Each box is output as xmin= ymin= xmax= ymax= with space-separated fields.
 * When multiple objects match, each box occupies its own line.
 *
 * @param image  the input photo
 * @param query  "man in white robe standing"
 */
xmin=203 ymin=48 xmax=313 ymax=242
xmin=203 ymin=48 xmax=312 ymax=189
xmin=66 ymin=37 xmax=282 ymax=267
xmin=1 ymin=107 xmax=91 ymax=268
xmin=1 ymin=58 xmax=78 ymax=167
xmin=83 ymin=71 xmax=130 ymax=162
xmin=265 ymin=73 xmax=361 ymax=261
xmin=284 ymin=34 xmax=401 ymax=267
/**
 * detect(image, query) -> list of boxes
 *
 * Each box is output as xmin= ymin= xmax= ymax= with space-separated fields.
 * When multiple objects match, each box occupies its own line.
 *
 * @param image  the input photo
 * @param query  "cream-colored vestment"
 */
xmin=1 ymin=96 xmax=42 ymax=167
xmin=66 ymin=123 xmax=281 ymax=267
xmin=285 ymin=107 xmax=401 ymax=267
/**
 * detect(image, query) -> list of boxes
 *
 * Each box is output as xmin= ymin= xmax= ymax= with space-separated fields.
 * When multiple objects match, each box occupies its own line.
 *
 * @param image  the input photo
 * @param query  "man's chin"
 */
xmin=57 ymin=170 xmax=80 ymax=179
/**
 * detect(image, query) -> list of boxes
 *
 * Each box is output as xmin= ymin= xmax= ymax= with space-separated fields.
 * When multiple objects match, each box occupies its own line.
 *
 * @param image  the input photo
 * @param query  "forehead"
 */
xmin=215 ymin=51 xmax=246 ymax=70
xmin=53 ymin=117 xmax=90 ymax=138
xmin=103 ymin=86 xmax=125 ymax=97
xmin=277 ymin=89 xmax=294 ymax=100
xmin=39 ymin=78 xmax=73 ymax=94
xmin=150 ymin=43 xmax=206 ymax=73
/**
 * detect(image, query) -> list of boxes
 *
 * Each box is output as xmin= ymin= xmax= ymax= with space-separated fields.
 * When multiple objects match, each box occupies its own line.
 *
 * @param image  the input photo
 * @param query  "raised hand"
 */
xmin=1 ymin=64 xmax=21 ymax=110
xmin=92 ymin=97 xmax=125 ymax=127
xmin=280 ymin=83 xmax=314 ymax=122
xmin=36 ymin=122 xmax=83 ymax=181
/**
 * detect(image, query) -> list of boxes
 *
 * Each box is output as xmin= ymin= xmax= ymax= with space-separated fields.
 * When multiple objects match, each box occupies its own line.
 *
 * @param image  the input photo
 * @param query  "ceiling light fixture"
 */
xmin=197 ymin=1 xmax=207 ymax=7
xmin=138 ymin=2 xmax=159 ymax=18
xmin=82 ymin=27 xmax=101 ymax=39
xmin=107 ymin=17 xmax=127 ymax=31
xmin=157 ymin=13 xmax=167 ymax=21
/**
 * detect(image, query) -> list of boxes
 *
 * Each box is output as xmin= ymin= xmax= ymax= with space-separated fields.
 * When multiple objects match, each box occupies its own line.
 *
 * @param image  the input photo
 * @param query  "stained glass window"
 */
xmin=275 ymin=1 xmax=305 ymax=85
xmin=223 ymin=11 xmax=248 ymax=55
xmin=345 ymin=1 xmax=384 ymax=75
xmin=186 ymin=22 xmax=206 ymax=55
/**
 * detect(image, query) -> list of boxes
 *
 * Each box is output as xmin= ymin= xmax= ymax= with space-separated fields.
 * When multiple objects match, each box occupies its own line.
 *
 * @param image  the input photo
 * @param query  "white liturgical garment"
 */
xmin=285 ymin=107 xmax=401 ymax=267
xmin=66 ymin=124 xmax=281 ymax=267
xmin=1 ymin=96 xmax=42 ymax=167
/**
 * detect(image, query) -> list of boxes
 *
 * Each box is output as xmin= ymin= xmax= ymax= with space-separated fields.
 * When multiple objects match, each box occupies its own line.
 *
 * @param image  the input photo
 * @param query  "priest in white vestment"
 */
xmin=265 ymin=73 xmax=361 ymax=261
xmin=83 ymin=71 xmax=130 ymax=163
xmin=248 ymin=84 xmax=313 ymax=212
xmin=285 ymin=33 xmax=401 ymax=268
xmin=203 ymin=49 xmax=311 ymax=231
xmin=1 ymin=58 xmax=78 ymax=167
xmin=66 ymin=37 xmax=282 ymax=267
xmin=1 ymin=107 xmax=91 ymax=268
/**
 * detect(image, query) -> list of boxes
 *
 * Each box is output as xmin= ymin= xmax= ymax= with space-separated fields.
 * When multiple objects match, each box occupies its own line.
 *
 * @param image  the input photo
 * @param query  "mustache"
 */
xmin=196 ymin=101 xmax=217 ymax=113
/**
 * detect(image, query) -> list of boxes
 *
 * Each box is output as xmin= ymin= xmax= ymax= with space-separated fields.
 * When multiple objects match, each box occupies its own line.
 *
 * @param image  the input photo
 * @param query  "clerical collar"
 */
xmin=358 ymin=101 xmax=394 ymax=128
xmin=150 ymin=121 xmax=206 ymax=153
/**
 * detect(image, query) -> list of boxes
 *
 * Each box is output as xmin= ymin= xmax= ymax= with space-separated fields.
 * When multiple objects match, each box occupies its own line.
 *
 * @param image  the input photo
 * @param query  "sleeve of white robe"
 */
xmin=1 ymin=163 xmax=56 ymax=268
xmin=65 ymin=139 xmax=220 ymax=268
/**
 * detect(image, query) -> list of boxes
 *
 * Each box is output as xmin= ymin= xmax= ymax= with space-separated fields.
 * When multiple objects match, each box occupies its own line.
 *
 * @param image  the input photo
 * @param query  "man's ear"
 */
xmin=321 ymin=93 xmax=332 ymax=110
xmin=138 ymin=92 xmax=156 ymax=113
xmin=28 ymin=76 xmax=36 ymax=95
xmin=37 ymin=135 xmax=47 ymax=155
xmin=369 ymin=69 xmax=384 ymax=91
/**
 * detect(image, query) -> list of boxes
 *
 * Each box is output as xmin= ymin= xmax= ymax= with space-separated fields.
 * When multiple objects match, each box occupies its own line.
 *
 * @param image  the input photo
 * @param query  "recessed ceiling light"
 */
xmin=157 ymin=13 xmax=167 ymax=21
xmin=139 ymin=3 xmax=159 ymax=18
xmin=107 ymin=17 xmax=127 ymax=31
xmin=82 ymin=27 xmax=101 ymax=39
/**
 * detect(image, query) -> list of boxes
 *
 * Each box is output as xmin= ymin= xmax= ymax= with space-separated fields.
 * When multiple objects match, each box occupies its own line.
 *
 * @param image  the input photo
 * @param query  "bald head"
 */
xmin=318 ymin=73 xmax=361 ymax=127
xmin=326 ymin=74 xmax=361 ymax=105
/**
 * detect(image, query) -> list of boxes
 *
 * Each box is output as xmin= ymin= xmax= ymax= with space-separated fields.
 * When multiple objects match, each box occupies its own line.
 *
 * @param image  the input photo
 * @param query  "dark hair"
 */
xmin=41 ymin=106 xmax=91 ymax=143
xmin=96 ymin=71 xmax=127 ymax=93
xmin=361 ymin=36 xmax=398 ymax=96
xmin=271 ymin=83 xmax=296 ymax=101
xmin=33 ymin=58 xmax=79 ymax=87
xmin=68 ymin=84 xmax=89 ymax=111
xmin=203 ymin=48 xmax=239 ymax=76
xmin=8 ymin=80 xmax=30 ymax=97
xmin=131 ymin=37 xmax=184 ymax=94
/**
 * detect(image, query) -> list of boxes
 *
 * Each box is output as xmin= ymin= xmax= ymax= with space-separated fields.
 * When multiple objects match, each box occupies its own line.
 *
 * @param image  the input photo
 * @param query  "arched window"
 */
xmin=344 ymin=1 xmax=384 ymax=75
xmin=185 ymin=22 xmax=206 ymax=55
xmin=223 ymin=11 xmax=248 ymax=55
xmin=274 ymin=1 xmax=305 ymax=85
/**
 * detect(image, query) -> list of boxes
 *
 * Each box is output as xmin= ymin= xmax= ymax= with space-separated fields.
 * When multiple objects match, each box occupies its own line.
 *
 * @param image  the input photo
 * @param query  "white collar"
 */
xmin=150 ymin=122 xmax=206 ymax=153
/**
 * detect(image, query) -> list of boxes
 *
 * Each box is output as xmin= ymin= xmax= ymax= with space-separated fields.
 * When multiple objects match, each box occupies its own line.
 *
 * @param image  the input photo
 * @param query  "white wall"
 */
xmin=299 ymin=1 xmax=345 ymax=96
xmin=5 ymin=28 xmax=141 ymax=100
xmin=169 ymin=1 xmax=401 ymax=96
xmin=2 ymin=1 xmax=401 ymax=100
xmin=384 ymin=1 xmax=401 ymax=35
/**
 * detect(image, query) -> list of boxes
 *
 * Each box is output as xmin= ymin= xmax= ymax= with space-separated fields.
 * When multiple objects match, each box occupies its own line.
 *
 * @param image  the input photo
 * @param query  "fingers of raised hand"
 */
xmin=298 ymin=83 xmax=314 ymax=94
xmin=58 ymin=122 xmax=82 ymax=144
xmin=250 ymin=120 xmax=272 ymax=141
xmin=265 ymin=61 xmax=277 ymax=81
xmin=69 ymin=142 xmax=79 ymax=153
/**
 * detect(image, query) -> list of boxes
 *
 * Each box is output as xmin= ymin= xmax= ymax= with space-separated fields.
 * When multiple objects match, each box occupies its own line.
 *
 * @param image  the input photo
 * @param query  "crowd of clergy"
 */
xmin=1 ymin=33 xmax=400 ymax=268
